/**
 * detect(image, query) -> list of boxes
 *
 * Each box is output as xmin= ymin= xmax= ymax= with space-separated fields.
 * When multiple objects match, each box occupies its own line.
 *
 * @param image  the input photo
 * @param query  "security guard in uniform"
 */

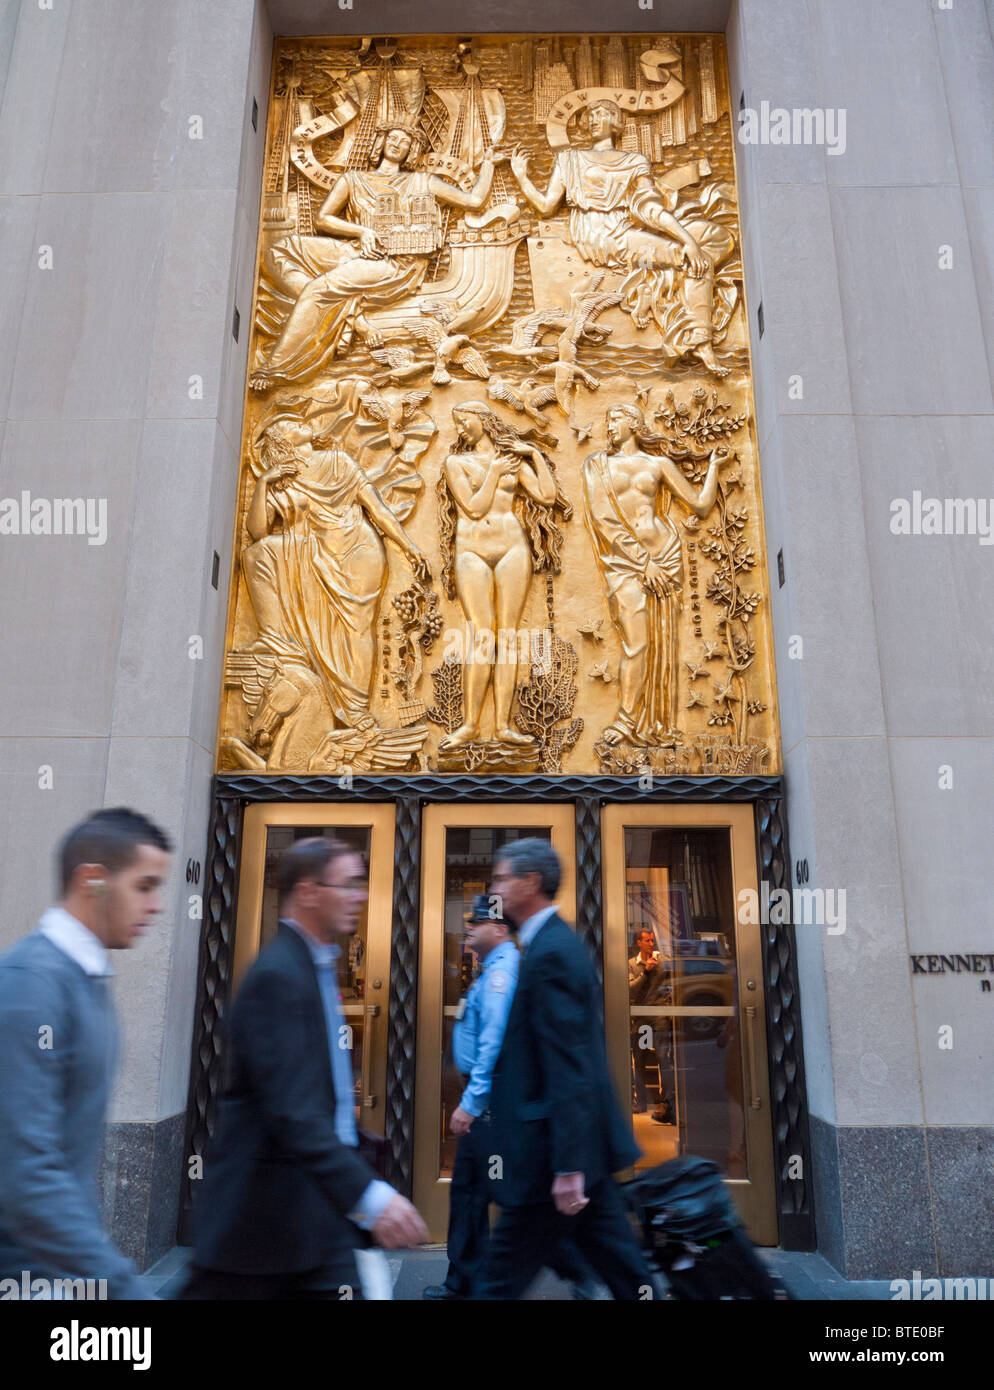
xmin=423 ymin=895 xmax=597 ymax=1300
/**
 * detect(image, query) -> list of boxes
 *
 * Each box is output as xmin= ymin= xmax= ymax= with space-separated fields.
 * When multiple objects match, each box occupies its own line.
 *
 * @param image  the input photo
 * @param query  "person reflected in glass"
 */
xmin=629 ymin=929 xmax=675 ymax=1125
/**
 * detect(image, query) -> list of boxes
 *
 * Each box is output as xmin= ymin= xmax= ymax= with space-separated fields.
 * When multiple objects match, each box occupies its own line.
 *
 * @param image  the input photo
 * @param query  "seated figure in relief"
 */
xmin=251 ymin=123 xmax=497 ymax=389
xmin=511 ymin=100 xmax=736 ymax=376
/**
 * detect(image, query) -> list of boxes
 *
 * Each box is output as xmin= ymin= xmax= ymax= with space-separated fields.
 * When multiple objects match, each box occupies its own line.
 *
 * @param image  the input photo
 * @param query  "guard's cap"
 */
xmin=464 ymin=893 xmax=503 ymax=925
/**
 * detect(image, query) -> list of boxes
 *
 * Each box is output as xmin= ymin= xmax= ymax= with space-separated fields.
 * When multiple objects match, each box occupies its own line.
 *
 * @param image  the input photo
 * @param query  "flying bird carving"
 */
xmin=370 ymin=346 xmax=433 ymax=384
xmin=403 ymin=311 xmax=491 ymax=385
xmin=486 ymin=376 xmax=559 ymax=445
xmin=357 ymin=386 xmax=434 ymax=451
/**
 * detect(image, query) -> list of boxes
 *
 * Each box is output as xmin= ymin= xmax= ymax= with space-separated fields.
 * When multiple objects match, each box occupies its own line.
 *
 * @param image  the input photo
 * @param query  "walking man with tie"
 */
xmin=424 ymin=893 xmax=597 ymax=1300
xmin=185 ymin=836 xmax=428 ymax=1298
xmin=476 ymin=838 xmax=657 ymax=1299
xmin=0 ymin=808 xmax=172 ymax=1299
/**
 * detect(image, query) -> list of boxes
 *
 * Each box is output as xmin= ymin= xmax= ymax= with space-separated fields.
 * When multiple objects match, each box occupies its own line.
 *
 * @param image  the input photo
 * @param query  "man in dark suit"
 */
xmin=476 ymin=838 xmax=656 ymax=1300
xmin=184 ymin=837 xmax=428 ymax=1298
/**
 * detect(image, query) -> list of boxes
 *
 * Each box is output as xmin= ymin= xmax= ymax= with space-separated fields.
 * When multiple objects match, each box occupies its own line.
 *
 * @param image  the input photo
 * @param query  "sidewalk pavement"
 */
xmin=142 ymin=1245 xmax=897 ymax=1300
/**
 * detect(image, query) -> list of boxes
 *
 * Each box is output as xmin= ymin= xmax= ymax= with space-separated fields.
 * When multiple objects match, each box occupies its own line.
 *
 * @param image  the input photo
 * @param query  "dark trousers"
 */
xmin=445 ymin=1113 xmax=596 ymax=1296
xmin=180 ymin=1254 xmax=362 ymax=1301
xmin=443 ymin=1112 xmax=495 ymax=1295
xmin=476 ymin=1176 xmax=655 ymax=1301
xmin=632 ymin=1026 xmax=674 ymax=1113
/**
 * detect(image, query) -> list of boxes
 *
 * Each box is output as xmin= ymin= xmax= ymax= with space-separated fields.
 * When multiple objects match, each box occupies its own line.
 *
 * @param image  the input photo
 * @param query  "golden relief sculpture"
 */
xmin=436 ymin=401 xmax=570 ymax=768
xmin=218 ymin=34 xmax=780 ymax=778
xmin=583 ymin=405 xmax=725 ymax=748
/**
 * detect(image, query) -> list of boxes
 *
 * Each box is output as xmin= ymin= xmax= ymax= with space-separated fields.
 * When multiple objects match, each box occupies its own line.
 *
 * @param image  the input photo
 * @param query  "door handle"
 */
xmin=744 ymin=1003 xmax=762 ymax=1110
xmin=360 ymin=1002 xmax=380 ymax=1108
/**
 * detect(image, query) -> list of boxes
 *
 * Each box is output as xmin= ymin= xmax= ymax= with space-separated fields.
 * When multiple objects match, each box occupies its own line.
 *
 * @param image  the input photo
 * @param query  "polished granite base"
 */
xmin=809 ymin=1116 xmax=992 ymax=1279
xmin=99 ymin=1112 xmax=186 ymax=1272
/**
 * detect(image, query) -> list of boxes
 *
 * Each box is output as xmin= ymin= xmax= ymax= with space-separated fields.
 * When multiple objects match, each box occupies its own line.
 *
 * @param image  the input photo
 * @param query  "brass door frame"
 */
xmin=602 ymin=803 xmax=778 ymax=1244
xmin=414 ymin=802 xmax=577 ymax=1241
xmin=233 ymin=802 xmax=396 ymax=1136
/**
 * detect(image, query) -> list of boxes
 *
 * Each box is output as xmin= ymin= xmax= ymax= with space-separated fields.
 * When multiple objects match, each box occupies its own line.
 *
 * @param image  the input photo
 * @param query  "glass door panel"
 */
xmin=415 ymin=804 xmax=576 ymax=1241
xmin=602 ymin=804 xmax=777 ymax=1244
xmin=233 ymin=803 xmax=395 ymax=1137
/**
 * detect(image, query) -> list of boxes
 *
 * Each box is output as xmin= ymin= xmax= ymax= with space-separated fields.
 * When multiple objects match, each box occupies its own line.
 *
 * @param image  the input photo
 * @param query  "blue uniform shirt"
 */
xmin=452 ymin=939 xmax=519 ymax=1117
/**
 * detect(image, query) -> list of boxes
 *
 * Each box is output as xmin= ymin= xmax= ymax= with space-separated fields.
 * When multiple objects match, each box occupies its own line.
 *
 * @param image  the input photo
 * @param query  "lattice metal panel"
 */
xmin=385 ymin=795 xmax=420 ymax=1192
xmin=757 ymin=793 xmax=814 ymax=1247
xmin=179 ymin=795 xmax=241 ymax=1235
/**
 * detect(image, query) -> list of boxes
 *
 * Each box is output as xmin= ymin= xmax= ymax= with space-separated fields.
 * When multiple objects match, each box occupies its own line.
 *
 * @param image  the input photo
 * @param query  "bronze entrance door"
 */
xmin=231 ymin=803 xmax=396 ymax=1140
xmin=224 ymin=798 xmax=778 ymax=1248
xmin=601 ymin=803 xmax=778 ymax=1243
xmin=413 ymin=803 xmax=576 ymax=1241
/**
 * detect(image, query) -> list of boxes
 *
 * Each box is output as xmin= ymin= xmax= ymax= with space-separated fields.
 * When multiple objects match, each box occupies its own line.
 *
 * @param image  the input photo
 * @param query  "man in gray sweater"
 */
xmin=0 ymin=808 xmax=171 ymax=1300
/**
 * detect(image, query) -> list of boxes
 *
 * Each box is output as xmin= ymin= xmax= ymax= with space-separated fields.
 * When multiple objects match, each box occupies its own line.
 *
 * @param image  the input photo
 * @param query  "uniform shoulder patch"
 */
xmin=488 ymin=970 xmax=511 ymax=993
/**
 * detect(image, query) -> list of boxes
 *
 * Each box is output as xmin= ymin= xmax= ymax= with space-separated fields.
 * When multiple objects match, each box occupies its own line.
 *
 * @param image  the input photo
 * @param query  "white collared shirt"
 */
xmin=38 ymin=906 xmax=113 ymax=977
xmin=516 ymin=903 xmax=560 ymax=951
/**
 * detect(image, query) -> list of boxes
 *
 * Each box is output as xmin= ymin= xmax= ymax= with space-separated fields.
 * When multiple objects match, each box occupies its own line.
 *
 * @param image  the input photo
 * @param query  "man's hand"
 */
xmin=371 ymin=1195 xmax=429 ymax=1250
xmin=552 ymin=1172 xmax=589 ymax=1217
xmin=644 ymin=957 xmax=657 ymax=971
xmin=450 ymin=1105 xmax=474 ymax=1136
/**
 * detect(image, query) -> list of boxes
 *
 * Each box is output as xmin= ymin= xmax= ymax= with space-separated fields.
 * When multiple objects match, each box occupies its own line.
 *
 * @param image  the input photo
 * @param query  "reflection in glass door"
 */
xmin=602 ymin=805 xmax=777 ymax=1243
xmin=414 ymin=805 xmax=576 ymax=1241
xmin=232 ymin=803 xmax=395 ymax=1139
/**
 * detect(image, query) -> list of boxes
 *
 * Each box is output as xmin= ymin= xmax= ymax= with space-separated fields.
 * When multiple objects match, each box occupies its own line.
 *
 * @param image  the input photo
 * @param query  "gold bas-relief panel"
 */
xmin=218 ymin=34 xmax=781 ymax=778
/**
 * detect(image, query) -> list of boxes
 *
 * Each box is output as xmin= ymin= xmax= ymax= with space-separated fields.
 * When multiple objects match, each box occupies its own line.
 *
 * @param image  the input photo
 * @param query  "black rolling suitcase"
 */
xmin=623 ymin=1157 xmax=789 ymax=1300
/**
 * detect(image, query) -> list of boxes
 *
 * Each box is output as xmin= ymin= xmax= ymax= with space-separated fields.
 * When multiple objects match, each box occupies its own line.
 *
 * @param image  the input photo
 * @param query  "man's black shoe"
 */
xmin=423 ymin=1283 xmax=464 ymax=1300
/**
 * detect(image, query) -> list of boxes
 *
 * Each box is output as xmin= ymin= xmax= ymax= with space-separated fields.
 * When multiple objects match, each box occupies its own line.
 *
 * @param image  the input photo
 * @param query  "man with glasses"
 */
xmin=476 ymin=838 xmax=656 ymax=1300
xmin=184 ymin=837 xmax=428 ymax=1298
xmin=424 ymin=893 xmax=598 ymax=1300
